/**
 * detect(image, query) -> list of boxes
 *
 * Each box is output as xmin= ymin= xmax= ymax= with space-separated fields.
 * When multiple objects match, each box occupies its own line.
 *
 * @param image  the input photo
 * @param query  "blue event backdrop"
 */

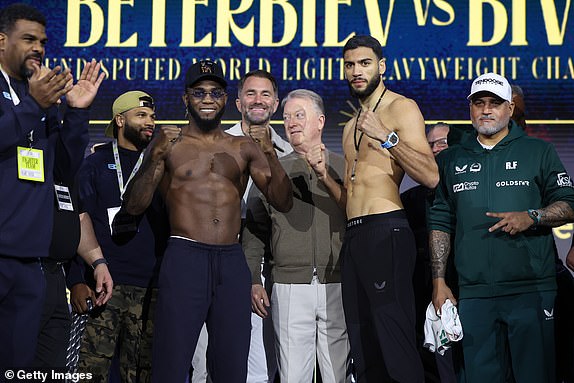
xmin=20 ymin=0 xmax=574 ymax=257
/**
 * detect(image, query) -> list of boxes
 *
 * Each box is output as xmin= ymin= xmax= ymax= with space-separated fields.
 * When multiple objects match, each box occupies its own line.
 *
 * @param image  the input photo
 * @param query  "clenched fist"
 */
xmin=248 ymin=125 xmax=274 ymax=154
xmin=306 ymin=143 xmax=327 ymax=179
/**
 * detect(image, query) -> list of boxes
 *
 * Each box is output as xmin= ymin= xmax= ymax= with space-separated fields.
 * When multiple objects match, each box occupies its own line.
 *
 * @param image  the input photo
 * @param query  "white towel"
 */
xmin=423 ymin=299 xmax=463 ymax=355
xmin=441 ymin=299 xmax=463 ymax=342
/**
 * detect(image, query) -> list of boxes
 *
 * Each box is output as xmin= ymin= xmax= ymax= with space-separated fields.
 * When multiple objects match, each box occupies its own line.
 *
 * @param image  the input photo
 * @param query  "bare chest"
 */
xmin=168 ymin=142 xmax=247 ymax=183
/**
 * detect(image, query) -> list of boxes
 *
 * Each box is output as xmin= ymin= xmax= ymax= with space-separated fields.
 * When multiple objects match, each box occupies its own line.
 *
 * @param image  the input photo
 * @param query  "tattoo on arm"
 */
xmin=123 ymin=156 xmax=165 ymax=215
xmin=539 ymin=201 xmax=574 ymax=227
xmin=430 ymin=230 xmax=451 ymax=279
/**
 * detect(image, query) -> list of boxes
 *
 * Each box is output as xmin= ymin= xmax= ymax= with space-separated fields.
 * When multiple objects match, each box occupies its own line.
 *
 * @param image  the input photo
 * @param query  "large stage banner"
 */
xmin=24 ymin=0 xmax=574 ymax=257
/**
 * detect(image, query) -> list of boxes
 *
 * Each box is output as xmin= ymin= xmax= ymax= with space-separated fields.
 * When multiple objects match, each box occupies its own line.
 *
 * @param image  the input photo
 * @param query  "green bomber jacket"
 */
xmin=429 ymin=121 xmax=574 ymax=299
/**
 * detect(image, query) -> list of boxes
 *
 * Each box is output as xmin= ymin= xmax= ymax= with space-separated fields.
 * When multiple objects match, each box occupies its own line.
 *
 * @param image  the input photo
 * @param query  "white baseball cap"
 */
xmin=467 ymin=73 xmax=512 ymax=102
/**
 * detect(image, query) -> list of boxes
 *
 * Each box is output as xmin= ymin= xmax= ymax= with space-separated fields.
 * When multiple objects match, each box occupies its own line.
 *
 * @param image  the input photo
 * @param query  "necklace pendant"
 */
xmin=350 ymin=158 xmax=357 ymax=182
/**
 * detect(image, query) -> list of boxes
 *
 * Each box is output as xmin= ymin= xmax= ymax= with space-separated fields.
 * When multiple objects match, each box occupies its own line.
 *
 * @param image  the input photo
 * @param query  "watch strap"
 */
xmin=91 ymin=258 xmax=108 ymax=270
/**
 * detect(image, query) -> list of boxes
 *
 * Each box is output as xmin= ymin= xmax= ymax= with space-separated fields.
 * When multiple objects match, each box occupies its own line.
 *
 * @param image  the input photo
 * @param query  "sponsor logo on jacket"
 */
xmin=454 ymin=162 xmax=481 ymax=174
xmin=495 ymin=180 xmax=530 ymax=187
xmin=505 ymin=161 xmax=518 ymax=170
xmin=455 ymin=164 xmax=468 ymax=175
xmin=469 ymin=163 xmax=481 ymax=172
xmin=453 ymin=181 xmax=479 ymax=193
xmin=557 ymin=172 xmax=572 ymax=187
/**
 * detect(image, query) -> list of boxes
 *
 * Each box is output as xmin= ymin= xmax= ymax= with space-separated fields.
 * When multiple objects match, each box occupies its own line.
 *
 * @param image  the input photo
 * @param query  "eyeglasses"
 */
xmin=187 ymin=88 xmax=226 ymax=100
xmin=428 ymin=137 xmax=448 ymax=149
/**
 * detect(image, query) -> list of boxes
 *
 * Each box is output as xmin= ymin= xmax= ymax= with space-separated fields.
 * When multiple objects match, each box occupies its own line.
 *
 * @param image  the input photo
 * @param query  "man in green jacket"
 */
xmin=429 ymin=72 xmax=574 ymax=383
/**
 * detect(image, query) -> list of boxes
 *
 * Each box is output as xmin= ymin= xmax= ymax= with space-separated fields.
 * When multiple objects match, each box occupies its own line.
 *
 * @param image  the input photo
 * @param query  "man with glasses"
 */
xmin=429 ymin=72 xmax=574 ymax=382
xmin=229 ymin=69 xmax=291 ymax=383
xmin=121 ymin=60 xmax=293 ymax=383
xmin=190 ymin=69 xmax=292 ymax=383
xmin=427 ymin=122 xmax=449 ymax=155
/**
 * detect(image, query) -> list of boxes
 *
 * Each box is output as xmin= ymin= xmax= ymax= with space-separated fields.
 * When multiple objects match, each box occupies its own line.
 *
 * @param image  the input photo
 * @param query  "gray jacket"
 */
xmin=243 ymin=150 xmax=347 ymax=284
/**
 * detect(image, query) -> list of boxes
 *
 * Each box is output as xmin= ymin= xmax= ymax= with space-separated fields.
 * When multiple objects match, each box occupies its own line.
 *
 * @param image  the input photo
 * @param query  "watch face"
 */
xmin=381 ymin=132 xmax=399 ymax=149
xmin=528 ymin=209 xmax=540 ymax=224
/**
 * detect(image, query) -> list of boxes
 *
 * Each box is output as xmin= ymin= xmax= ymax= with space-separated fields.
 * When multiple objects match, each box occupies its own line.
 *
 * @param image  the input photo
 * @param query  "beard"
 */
xmin=22 ymin=54 xmax=43 ymax=79
xmin=474 ymin=117 xmax=510 ymax=137
xmin=21 ymin=64 xmax=33 ymax=79
xmin=123 ymin=124 xmax=151 ymax=151
xmin=187 ymin=104 xmax=225 ymax=132
xmin=244 ymin=104 xmax=272 ymax=126
xmin=348 ymin=74 xmax=381 ymax=99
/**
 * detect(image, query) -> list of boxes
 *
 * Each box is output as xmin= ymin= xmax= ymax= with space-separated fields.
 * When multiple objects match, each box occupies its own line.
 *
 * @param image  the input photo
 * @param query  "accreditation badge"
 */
xmin=54 ymin=185 xmax=74 ymax=211
xmin=17 ymin=146 xmax=44 ymax=182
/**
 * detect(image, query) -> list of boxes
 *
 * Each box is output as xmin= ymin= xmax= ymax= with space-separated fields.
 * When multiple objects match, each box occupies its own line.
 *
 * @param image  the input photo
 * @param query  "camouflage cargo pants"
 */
xmin=78 ymin=284 xmax=157 ymax=383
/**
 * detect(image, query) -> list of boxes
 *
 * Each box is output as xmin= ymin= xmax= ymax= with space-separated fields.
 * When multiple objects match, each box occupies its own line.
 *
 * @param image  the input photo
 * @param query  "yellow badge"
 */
xmin=17 ymin=146 xmax=44 ymax=182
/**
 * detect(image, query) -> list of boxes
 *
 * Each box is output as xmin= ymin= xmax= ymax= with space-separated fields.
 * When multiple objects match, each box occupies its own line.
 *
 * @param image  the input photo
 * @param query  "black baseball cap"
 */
xmin=185 ymin=60 xmax=227 ymax=89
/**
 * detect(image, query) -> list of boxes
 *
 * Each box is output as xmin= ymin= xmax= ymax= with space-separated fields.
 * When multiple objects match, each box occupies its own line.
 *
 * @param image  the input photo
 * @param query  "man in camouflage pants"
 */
xmin=67 ymin=91 xmax=168 ymax=382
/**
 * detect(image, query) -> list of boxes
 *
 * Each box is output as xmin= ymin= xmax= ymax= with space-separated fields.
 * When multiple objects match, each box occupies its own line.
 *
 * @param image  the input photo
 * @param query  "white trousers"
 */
xmin=246 ymin=310 xmax=277 ymax=383
xmin=190 ymin=324 xmax=209 ymax=383
xmin=272 ymin=282 xmax=351 ymax=383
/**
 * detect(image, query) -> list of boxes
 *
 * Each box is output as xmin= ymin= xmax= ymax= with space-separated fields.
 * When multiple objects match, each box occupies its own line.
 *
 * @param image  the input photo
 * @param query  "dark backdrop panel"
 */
xmin=18 ymin=0 xmax=573 ymax=259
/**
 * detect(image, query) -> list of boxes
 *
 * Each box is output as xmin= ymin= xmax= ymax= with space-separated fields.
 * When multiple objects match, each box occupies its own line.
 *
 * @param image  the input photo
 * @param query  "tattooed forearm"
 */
xmin=430 ymin=230 xmax=451 ymax=279
xmin=539 ymin=201 xmax=574 ymax=227
xmin=123 ymin=155 xmax=166 ymax=216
